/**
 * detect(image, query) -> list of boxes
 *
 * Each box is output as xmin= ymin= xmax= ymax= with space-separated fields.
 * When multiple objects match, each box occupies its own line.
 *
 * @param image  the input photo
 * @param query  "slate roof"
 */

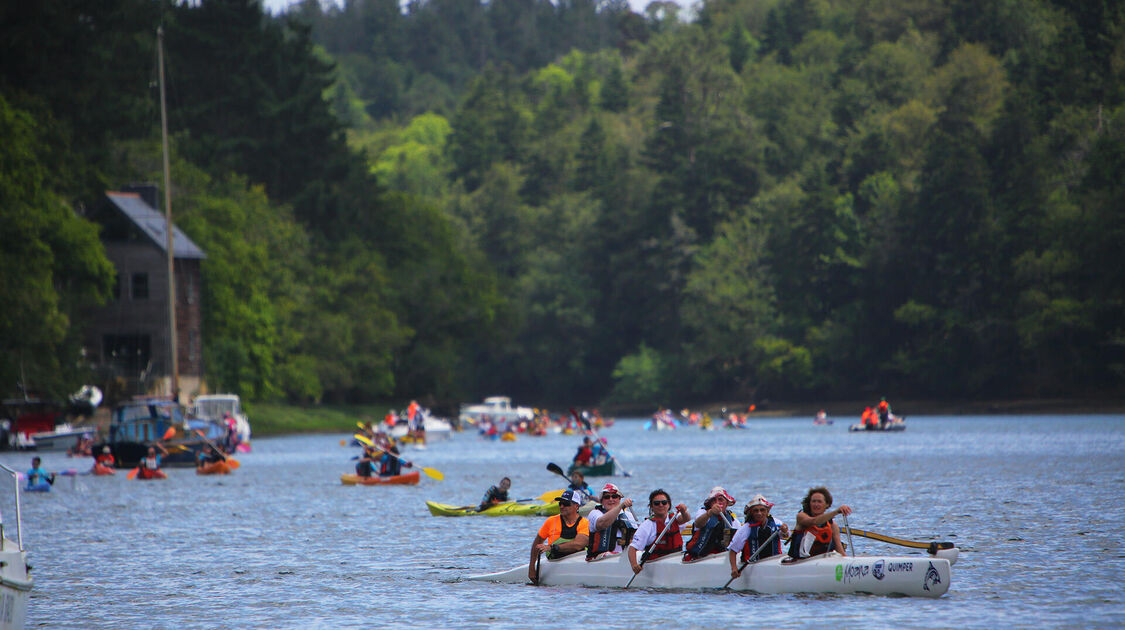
xmin=105 ymin=191 xmax=206 ymax=259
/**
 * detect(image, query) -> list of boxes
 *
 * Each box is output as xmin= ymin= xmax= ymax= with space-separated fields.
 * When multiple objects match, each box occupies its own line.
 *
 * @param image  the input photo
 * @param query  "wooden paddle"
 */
xmin=569 ymin=408 xmax=632 ymax=477
xmin=352 ymin=433 xmax=442 ymax=480
xmin=846 ymin=528 xmax=955 ymax=553
xmin=722 ymin=529 xmax=779 ymax=588
xmin=625 ymin=513 xmax=680 ymax=588
xmin=194 ymin=429 xmax=241 ymax=469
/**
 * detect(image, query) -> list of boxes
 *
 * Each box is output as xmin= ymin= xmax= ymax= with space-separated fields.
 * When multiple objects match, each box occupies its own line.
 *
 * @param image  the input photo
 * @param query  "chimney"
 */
xmin=121 ymin=183 xmax=159 ymax=209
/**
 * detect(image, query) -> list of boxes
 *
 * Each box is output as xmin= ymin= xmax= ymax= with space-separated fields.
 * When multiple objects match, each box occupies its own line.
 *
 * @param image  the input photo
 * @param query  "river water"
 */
xmin=5 ymin=414 xmax=1124 ymax=629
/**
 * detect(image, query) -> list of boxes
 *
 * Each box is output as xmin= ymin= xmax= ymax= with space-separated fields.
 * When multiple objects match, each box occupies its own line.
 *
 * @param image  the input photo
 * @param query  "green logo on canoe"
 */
xmin=835 ymin=565 xmax=843 ymax=581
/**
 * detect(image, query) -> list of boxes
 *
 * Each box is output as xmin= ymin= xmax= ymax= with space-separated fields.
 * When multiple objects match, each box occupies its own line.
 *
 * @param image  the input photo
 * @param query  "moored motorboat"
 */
xmin=340 ymin=471 xmax=421 ymax=486
xmin=469 ymin=550 xmax=952 ymax=597
xmin=426 ymin=500 xmax=595 ymax=517
xmin=0 ymin=464 xmax=33 ymax=630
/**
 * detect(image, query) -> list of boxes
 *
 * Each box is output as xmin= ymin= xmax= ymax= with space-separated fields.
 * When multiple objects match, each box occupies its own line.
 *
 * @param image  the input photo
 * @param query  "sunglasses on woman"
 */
xmin=651 ymin=500 xmax=669 ymax=506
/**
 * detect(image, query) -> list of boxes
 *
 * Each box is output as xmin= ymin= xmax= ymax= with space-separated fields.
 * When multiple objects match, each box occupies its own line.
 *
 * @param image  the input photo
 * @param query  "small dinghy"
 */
xmin=340 ymin=471 xmax=421 ymax=486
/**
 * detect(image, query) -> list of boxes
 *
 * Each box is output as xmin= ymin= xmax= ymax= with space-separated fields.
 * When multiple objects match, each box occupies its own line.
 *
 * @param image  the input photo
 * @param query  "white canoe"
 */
xmin=468 ymin=550 xmax=951 ymax=598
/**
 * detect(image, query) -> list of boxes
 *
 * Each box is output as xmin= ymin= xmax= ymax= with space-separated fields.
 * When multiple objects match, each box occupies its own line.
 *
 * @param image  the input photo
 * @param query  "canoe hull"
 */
xmin=340 ymin=471 xmax=420 ymax=486
xmin=93 ymin=464 xmax=116 ymax=476
xmin=567 ymin=461 xmax=614 ymax=477
xmin=468 ymin=551 xmax=950 ymax=598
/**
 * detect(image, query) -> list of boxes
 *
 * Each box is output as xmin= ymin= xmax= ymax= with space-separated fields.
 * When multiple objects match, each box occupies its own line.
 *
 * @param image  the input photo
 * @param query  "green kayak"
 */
xmin=567 ymin=460 xmax=615 ymax=477
xmin=426 ymin=500 xmax=595 ymax=517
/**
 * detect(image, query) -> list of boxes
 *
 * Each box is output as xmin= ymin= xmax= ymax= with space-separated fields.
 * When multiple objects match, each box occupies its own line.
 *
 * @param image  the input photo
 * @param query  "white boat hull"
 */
xmin=28 ymin=426 xmax=94 ymax=451
xmin=383 ymin=415 xmax=453 ymax=438
xmin=0 ymin=541 xmax=30 ymax=630
xmin=468 ymin=551 xmax=950 ymax=598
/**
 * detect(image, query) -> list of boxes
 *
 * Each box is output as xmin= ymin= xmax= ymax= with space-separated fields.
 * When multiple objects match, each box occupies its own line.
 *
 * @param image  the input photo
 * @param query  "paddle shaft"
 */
xmin=842 ymin=513 xmax=855 ymax=556
xmin=354 ymin=434 xmax=412 ymax=466
xmin=722 ymin=529 xmax=780 ymax=588
xmin=625 ymin=513 xmax=679 ymax=589
xmin=194 ymin=429 xmax=231 ymax=460
xmin=847 ymin=528 xmax=954 ymax=551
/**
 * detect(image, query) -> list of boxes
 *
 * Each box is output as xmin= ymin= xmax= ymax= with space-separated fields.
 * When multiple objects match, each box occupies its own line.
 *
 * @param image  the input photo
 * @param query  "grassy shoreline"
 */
xmin=249 ymin=402 xmax=393 ymax=437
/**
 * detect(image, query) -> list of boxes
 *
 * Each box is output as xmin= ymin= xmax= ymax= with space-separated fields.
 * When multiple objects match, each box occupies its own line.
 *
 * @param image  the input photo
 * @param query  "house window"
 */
xmin=103 ymin=334 xmax=151 ymax=374
xmin=112 ymin=274 xmax=122 ymax=301
xmin=132 ymin=273 xmax=149 ymax=299
xmin=186 ymin=275 xmax=194 ymax=304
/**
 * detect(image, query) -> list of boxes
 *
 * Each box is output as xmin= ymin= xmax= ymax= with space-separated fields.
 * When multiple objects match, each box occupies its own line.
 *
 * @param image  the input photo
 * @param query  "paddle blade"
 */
xmin=353 ymin=433 xmax=373 ymax=447
xmin=226 ymin=459 xmax=241 ymax=470
xmin=356 ymin=421 xmax=366 ymax=430
xmin=546 ymin=462 xmax=565 ymax=476
xmin=126 ymin=467 xmax=139 ymax=480
xmin=162 ymin=427 xmax=176 ymax=440
xmin=538 ymin=489 xmax=565 ymax=502
xmin=422 ymin=467 xmax=443 ymax=481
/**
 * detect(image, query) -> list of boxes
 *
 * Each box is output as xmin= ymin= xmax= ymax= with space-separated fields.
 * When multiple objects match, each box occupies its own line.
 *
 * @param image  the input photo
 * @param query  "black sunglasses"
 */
xmin=558 ymin=500 xmax=576 ymax=507
xmin=651 ymin=500 xmax=669 ymax=506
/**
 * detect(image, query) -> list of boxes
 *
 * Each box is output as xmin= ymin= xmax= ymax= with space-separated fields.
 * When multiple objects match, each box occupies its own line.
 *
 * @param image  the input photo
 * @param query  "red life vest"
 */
xmin=646 ymin=515 xmax=682 ymax=558
xmin=788 ymin=521 xmax=833 ymax=558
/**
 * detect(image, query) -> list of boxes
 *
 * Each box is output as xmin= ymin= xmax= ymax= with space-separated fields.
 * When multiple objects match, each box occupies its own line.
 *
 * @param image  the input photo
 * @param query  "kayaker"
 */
xmin=683 ymin=486 xmax=741 ymax=561
xmin=478 ymin=477 xmax=512 ymax=512
xmin=27 ymin=457 xmax=55 ymax=488
xmin=589 ymin=438 xmax=609 ymax=466
xmin=628 ymin=489 xmax=691 ymax=574
xmin=377 ymin=443 xmax=410 ymax=477
xmin=788 ymin=486 xmax=851 ymax=559
xmin=197 ymin=445 xmax=225 ymax=469
xmin=727 ymin=493 xmax=789 ymax=578
xmin=567 ymin=470 xmax=595 ymax=504
xmin=528 ymin=490 xmax=590 ymax=583
xmin=877 ymin=398 xmax=891 ymax=428
xmin=136 ymin=444 xmax=167 ymax=479
xmin=573 ymin=437 xmax=593 ymax=466
xmin=94 ymin=446 xmax=115 ymax=468
xmin=585 ymin=483 xmax=638 ymax=560
xmin=355 ymin=445 xmax=379 ymax=478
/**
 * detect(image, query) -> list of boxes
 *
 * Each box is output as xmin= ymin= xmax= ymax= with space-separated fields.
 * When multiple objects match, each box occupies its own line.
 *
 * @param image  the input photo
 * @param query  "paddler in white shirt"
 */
xmin=628 ymin=489 xmax=691 ymax=573
xmin=727 ymin=493 xmax=789 ymax=578
xmin=585 ymin=483 xmax=639 ymax=560
xmin=683 ymin=486 xmax=741 ymax=560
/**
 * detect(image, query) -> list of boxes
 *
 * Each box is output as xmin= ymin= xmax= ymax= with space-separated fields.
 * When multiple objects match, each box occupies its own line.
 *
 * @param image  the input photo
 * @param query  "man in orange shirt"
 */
xmin=528 ymin=490 xmax=590 ymax=583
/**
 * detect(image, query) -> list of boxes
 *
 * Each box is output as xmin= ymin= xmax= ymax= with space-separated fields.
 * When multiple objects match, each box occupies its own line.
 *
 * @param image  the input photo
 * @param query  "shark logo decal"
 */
xmin=923 ymin=561 xmax=941 ymax=592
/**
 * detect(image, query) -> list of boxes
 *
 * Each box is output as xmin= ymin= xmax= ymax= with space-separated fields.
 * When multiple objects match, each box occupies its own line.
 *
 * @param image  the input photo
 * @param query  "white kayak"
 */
xmin=468 ymin=550 xmax=952 ymax=598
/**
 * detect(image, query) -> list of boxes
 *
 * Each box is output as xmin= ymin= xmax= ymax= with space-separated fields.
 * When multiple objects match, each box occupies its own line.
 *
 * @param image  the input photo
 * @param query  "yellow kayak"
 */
xmin=426 ymin=500 xmax=594 ymax=517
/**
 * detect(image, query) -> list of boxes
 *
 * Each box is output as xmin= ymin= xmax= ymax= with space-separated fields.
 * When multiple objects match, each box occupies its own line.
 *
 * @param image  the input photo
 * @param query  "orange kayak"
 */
xmin=93 ymin=463 xmax=116 ymax=476
xmin=340 ymin=471 xmax=421 ymax=486
xmin=196 ymin=460 xmax=233 ymax=475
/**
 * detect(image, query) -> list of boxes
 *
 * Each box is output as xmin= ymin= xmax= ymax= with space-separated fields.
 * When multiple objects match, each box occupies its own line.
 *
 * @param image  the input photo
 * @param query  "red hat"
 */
xmin=600 ymin=483 xmax=621 ymax=496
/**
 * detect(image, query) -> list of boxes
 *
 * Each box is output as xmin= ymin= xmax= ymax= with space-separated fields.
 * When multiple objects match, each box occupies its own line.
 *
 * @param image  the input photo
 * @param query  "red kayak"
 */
xmin=93 ymin=463 xmax=116 ymax=476
xmin=136 ymin=467 xmax=168 ymax=480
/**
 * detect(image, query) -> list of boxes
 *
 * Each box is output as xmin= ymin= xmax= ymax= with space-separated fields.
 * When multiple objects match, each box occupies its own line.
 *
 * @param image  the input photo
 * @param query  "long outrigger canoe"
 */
xmin=469 ymin=549 xmax=954 ymax=597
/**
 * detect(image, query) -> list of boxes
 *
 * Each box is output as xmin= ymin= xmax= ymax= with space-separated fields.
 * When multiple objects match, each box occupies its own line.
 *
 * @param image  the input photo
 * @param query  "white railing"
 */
xmin=0 ymin=464 xmax=23 ymax=551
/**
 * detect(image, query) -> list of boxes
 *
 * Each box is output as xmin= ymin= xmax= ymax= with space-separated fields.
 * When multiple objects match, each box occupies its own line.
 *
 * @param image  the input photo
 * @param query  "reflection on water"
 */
xmin=5 ymin=415 xmax=1124 ymax=628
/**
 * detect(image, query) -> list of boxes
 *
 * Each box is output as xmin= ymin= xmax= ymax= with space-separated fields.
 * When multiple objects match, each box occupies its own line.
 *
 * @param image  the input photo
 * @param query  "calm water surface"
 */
xmin=6 ymin=414 xmax=1124 ymax=629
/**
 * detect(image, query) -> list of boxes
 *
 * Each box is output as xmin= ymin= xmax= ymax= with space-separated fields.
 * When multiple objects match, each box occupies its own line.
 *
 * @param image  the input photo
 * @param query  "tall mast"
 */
xmin=158 ymin=26 xmax=179 ymax=401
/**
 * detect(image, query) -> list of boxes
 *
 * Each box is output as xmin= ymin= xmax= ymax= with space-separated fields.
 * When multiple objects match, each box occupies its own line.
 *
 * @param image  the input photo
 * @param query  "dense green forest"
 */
xmin=2 ymin=0 xmax=1123 ymax=408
